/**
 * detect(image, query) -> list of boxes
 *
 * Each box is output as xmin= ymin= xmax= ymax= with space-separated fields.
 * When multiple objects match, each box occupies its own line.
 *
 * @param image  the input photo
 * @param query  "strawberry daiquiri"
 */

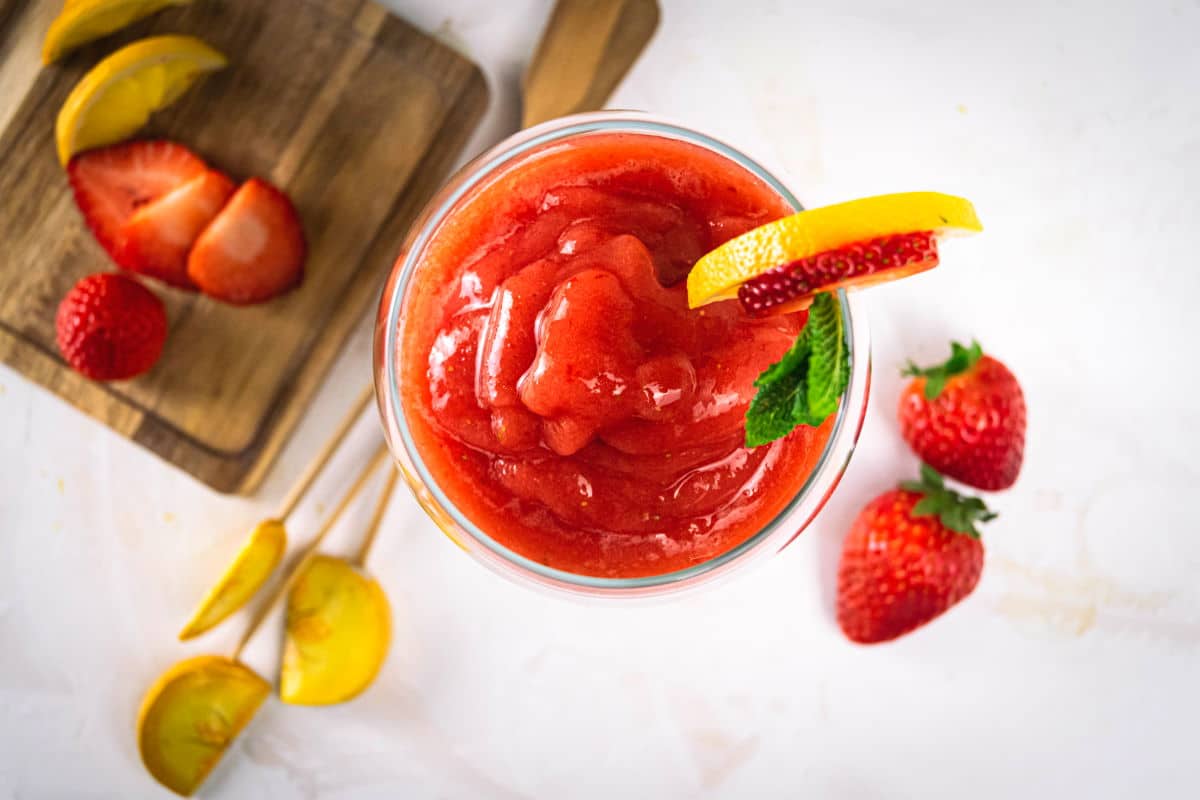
xmin=396 ymin=132 xmax=836 ymax=578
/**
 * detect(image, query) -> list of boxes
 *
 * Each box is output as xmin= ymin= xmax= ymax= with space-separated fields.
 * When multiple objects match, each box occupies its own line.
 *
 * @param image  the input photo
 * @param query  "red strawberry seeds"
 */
xmin=738 ymin=230 xmax=938 ymax=316
xmin=56 ymin=273 xmax=167 ymax=381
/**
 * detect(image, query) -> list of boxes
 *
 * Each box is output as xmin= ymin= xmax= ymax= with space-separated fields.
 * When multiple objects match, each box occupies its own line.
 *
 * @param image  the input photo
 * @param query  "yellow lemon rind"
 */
xmin=55 ymin=34 xmax=226 ymax=165
xmin=178 ymin=519 xmax=287 ymax=641
xmin=686 ymin=192 xmax=983 ymax=308
xmin=42 ymin=0 xmax=194 ymax=65
xmin=136 ymin=655 xmax=269 ymax=797
xmin=279 ymin=555 xmax=392 ymax=707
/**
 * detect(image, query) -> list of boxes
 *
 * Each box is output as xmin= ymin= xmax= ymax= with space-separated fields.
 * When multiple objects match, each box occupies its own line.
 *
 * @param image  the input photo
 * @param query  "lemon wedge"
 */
xmin=280 ymin=555 xmax=391 ymax=706
xmin=137 ymin=655 xmax=269 ymax=797
xmin=42 ymin=0 xmax=193 ymax=64
xmin=55 ymin=34 xmax=226 ymax=165
xmin=178 ymin=520 xmax=287 ymax=641
xmin=687 ymin=192 xmax=982 ymax=308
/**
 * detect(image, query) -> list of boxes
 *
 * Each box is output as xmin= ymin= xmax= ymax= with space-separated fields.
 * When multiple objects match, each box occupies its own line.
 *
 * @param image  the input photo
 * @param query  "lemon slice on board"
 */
xmin=687 ymin=192 xmax=982 ymax=309
xmin=280 ymin=555 xmax=392 ymax=706
xmin=178 ymin=520 xmax=287 ymax=641
xmin=136 ymin=655 xmax=269 ymax=797
xmin=55 ymin=34 xmax=226 ymax=165
xmin=42 ymin=0 xmax=193 ymax=64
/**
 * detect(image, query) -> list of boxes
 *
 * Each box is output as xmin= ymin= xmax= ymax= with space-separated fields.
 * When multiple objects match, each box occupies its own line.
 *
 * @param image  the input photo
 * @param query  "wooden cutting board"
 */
xmin=0 ymin=0 xmax=487 ymax=493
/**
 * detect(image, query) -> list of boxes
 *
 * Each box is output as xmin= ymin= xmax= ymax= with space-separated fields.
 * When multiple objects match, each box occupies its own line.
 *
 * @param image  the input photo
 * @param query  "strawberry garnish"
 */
xmin=836 ymin=465 xmax=994 ymax=644
xmin=738 ymin=231 xmax=938 ymax=317
xmin=67 ymin=140 xmax=207 ymax=262
xmin=687 ymin=192 xmax=982 ymax=310
xmin=56 ymin=273 xmax=168 ymax=381
xmin=186 ymin=178 xmax=306 ymax=305
xmin=116 ymin=169 xmax=236 ymax=289
xmin=898 ymin=341 xmax=1026 ymax=491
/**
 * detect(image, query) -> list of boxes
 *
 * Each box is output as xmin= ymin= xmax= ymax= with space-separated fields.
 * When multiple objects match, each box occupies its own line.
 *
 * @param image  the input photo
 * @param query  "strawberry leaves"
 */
xmin=903 ymin=340 xmax=983 ymax=399
xmin=901 ymin=463 xmax=996 ymax=538
xmin=744 ymin=292 xmax=849 ymax=447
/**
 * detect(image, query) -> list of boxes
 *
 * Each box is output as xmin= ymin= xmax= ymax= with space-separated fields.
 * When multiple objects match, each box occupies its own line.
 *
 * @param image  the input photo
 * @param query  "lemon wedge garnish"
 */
xmin=687 ymin=192 xmax=982 ymax=308
xmin=42 ymin=0 xmax=193 ymax=64
xmin=55 ymin=34 xmax=226 ymax=165
xmin=137 ymin=655 xmax=269 ymax=797
xmin=280 ymin=555 xmax=391 ymax=706
xmin=178 ymin=520 xmax=287 ymax=641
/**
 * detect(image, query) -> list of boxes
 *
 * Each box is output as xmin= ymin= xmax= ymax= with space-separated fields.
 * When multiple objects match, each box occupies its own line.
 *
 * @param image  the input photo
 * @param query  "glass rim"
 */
xmin=376 ymin=111 xmax=871 ymax=597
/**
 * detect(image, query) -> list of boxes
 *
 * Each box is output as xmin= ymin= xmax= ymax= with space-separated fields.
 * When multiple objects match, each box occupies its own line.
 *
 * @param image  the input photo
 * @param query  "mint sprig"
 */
xmin=902 ymin=340 xmax=983 ymax=400
xmin=901 ymin=463 xmax=997 ymax=538
xmin=744 ymin=292 xmax=849 ymax=447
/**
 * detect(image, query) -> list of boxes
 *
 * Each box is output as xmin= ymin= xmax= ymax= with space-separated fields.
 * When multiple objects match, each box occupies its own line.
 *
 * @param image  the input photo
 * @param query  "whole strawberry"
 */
xmin=837 ymin=465 xmax=994 ymax=644
xmin=898 ymin=340 xmax=1025 ymax=491
xmin=56 ymin=273 xmax=167 ymax=381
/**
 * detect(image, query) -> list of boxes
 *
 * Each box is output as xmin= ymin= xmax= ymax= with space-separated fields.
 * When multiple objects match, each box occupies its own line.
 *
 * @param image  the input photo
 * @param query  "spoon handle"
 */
xmin=522 ymin=0 xmax=660 ymax=128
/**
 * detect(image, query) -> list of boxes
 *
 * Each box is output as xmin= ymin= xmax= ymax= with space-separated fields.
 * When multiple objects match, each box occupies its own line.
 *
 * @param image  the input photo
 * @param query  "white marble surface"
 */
xmin=2 ymin=0 xmax=1198 ymax=797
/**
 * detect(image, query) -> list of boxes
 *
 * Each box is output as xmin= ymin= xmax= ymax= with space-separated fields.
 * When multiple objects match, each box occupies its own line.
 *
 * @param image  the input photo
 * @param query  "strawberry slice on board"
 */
xmin=116 ymin=169 xmax=236 ymax=290
xmin=186 ymin=178 xmax=306 ymax=305
xmin=67 ymin=140 xmax=208 ymax=263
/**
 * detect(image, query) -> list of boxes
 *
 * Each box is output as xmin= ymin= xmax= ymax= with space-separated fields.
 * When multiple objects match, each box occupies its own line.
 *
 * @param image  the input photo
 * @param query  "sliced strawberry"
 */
xmin=186 ymin=178 xmax=306 ymax=305
xmin=737 ymin=231 xmax=939 ymax=317
xmin=115 ymin=170 xmax=236 ymax=290
xmin=68 ymin=141 xmax=208 ymax=262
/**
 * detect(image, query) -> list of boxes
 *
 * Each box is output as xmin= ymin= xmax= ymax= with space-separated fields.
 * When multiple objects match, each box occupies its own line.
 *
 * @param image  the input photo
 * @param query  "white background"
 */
xmin=3 ymin=0 xmax=1198 ymax=797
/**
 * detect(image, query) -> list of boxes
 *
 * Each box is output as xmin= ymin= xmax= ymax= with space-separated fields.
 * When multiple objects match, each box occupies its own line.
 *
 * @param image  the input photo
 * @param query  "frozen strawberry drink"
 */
xmin=376 ymin=115 xmax=867 ymax=589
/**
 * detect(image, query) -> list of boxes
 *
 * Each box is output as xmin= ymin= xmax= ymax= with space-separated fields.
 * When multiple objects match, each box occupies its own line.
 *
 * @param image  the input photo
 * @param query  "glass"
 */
xmin=374 ymin=112 xmax=871 ymax=598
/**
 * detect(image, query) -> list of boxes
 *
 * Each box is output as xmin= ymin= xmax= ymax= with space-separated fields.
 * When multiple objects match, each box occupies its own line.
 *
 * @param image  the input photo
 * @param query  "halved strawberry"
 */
xmin=116 ymin=170 xmax=236 ymax=289
xmin=68 ymin=140 xmax=207 ymax=262
xmin=186 ymin=178 xmax=306 ymax=305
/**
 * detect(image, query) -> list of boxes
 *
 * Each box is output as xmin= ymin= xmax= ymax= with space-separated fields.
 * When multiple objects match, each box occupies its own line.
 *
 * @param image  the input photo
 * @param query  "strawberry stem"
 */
xmin=900 ymin=464 xmax=996 ymax=538
xmin=901 ymin=340 xmax=983 ymax=399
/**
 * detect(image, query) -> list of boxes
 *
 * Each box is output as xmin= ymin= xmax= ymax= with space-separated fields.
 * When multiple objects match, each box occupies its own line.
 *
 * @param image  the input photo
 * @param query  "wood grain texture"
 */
xmin=522 ymin=0 xmax=659 ymax=127
xmin=0 ymin=0 xmax=487 ymax=493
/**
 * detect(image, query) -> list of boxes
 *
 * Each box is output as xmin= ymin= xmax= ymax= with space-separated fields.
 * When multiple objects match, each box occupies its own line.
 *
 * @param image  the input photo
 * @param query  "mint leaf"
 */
xmin=745 ymin=372 xmax=809 ymax=447
xmin=804 ymin=293 xmax=849 ymax=421
xmin=744 ymin=292 xmax=850 ymax=448
xmin=745 ymin=333 xmax=811 ymax=447
xmin=754 ymin=327 xmax=811 ymax=390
